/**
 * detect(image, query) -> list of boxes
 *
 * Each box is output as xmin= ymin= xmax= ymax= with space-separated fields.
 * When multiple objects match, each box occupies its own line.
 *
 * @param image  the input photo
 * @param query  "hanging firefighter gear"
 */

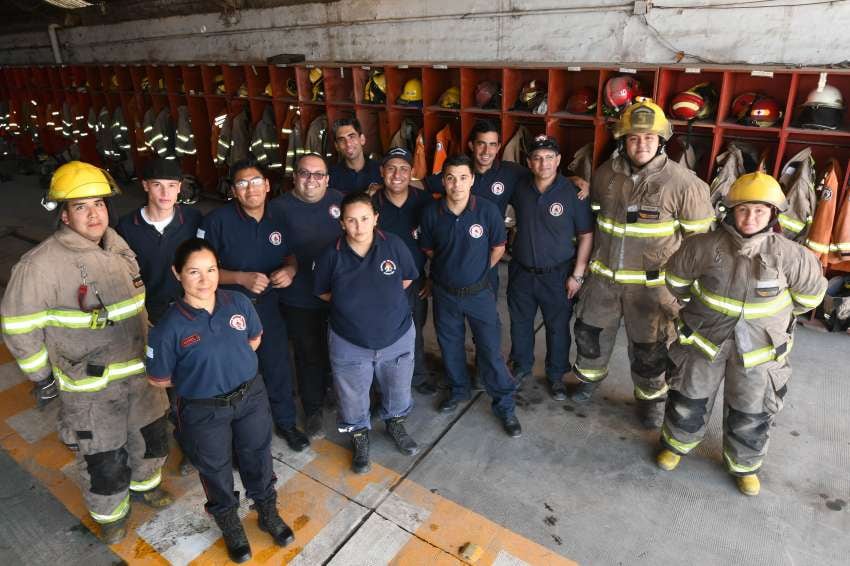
xmin=305 ymin=113 xmax=330 ymax=157
xmin=388 ymin=118 xmax=419 ymax=154
xmin=567 ymin=143 xmax=594 ymax=186
xmin=309 ymin=68 xmax=324 ymax=101
xmin=282 ymin=105 xmax=304 ymax=176
xmin=797 ymin=84 xmax=845 ymax=131
xmin=412 ymin=130 xmax=427 ymax=181
xmin=363 ymin=70 xmax=386 ymax=104
xmin=829 ymin=170 xmax=850 ymax=264
xmin=431 ymin=123 xmax=454 ymax=174
xmin=566 ymin=86 xmax=597 ymax=115
xmin=501 ymin=125 xmax=532 ymax=164
xmin=669 ymin=83 xmax=718 ymax=122
xmin=777 ymin=147 xmax=817 ymax=242
xmin=250 ymin=105 xmax=282 ymax=169
xmin=512 ymin=80 xmax=547 ymax=113
xmin=110 ymin=107 xmax=131 ymax=160
xmin=475 ymin=80 xmax=502 ymax=109
xmin=805 ymin=159 xmax=842 ymax=266
xmin=396 ymin=78 xmax=423 ymax=107
xmin=438 ymin=86 xmax=460 ymax=109
xmin=708 ymin=141 xmax=760 ymax=217
xmin=731 ymin=92 xmax=783 ymax=128
xmin=603 ymin=75 xmax=642 ymax=116
xmin=174 ymin=105 xmax=196 ymax=157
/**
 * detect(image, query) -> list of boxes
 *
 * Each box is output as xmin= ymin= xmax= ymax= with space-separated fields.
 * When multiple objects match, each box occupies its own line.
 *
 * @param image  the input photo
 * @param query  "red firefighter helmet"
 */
xmin=566 ymin=86 xmax=597 ymax=114
xmin=474 ymin=80 xmax=501 ymax=109
xmin=604 ymin=76 xmax=642 ymax=114
xmin=670 ymin=82 xmax=718 ymax=121
xmin=732 ymin=92 xmax=782 ymax=127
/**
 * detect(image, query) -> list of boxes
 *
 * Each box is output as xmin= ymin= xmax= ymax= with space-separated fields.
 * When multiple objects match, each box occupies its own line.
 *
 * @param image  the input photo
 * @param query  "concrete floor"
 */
xmin=0 ymin=160 xmax=848 ymax=565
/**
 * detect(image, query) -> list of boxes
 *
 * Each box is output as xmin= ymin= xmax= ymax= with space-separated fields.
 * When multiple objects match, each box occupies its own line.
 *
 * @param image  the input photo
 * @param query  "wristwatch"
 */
xmin=571 ymin=274 xmax=585 ymax=284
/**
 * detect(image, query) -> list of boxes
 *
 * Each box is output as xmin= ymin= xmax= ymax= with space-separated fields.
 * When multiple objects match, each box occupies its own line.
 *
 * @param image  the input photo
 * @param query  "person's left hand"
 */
xmin=566 ymin=275 xmax=583 ymax=299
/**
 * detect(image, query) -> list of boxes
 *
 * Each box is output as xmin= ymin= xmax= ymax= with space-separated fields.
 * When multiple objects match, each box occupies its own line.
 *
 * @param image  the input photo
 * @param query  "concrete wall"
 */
xmin=1 ymin=0 xmax=848 ymax=67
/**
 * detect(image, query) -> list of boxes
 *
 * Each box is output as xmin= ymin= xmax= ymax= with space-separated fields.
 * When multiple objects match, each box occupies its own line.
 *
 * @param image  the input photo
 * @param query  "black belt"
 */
xmin=436 ymin=277 xmax=491 ymax=297
xmin=183 ymin=375 xmax=259 ymax=407
xmin=515 ymin=260 xmax=570 ymax=275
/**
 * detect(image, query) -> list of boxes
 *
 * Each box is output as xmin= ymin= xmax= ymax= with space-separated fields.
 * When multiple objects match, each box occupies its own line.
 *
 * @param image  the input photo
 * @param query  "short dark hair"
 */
xmin=469 ymin=119 xmax=500 ymax=143
xmin=229 ymin=156 xmax=266 ymax=183
xmin=173 ymin=237 xmax=219 ymax=273
xmin=442 ymin=154 xmax=474 ymax=176
xmin=296 ymin=152 xmax=328 ymax=173
xmin=332 ymin=117 xmax=362 ymax=137
xmin=340 ymin=191 xmax=376 ymax=216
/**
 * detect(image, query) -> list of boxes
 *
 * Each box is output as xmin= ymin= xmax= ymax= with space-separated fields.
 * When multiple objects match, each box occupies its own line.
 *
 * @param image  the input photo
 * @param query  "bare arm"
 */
xmin=489 ymin=245 xmax=506 ymax=267
xmin=219 ymin=269 xmax=270 ymax=295
xmin=567 ymin=232 xmax=593 ymax=299
xmin=270 ymin=255 xmax=298 ymax=288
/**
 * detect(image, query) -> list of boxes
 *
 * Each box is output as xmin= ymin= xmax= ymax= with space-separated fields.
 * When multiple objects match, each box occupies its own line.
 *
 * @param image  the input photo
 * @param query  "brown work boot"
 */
xmin=99 ymin=515 xmax=129 ymax=545
xmin=131 ymin=486 xmax=174 ymax=509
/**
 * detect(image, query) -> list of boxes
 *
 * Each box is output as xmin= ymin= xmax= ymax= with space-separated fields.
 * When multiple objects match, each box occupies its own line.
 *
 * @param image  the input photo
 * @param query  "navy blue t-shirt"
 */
xmin=419 ymin=196 xmax=507 ymax=289
xmin=510 ymin=173 xmax=594 ymax=268
xmin=424 ymin=160 xmax=529 ymax=216
xmin=198 ymin=202 xmax=292 ymax=301
xmin=116 ymin=205 xmax=202 ymax=323
xmin=146 ymin=290 xmax=262 ymax=399
xmin=270 ymin=189 xmax=344 ymax=309
xmin=314 ymin=230 xmax=418 ymax=350
xmin=328 ymin=158 xmax=383 ymax=195
xmin=372 ymin=187 xmax=430 ymax=274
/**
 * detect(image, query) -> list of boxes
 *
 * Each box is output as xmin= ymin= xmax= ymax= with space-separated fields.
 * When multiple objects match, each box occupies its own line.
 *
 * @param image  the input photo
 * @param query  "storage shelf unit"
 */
xmin=3 ymin=62 xmax=850 ymax=194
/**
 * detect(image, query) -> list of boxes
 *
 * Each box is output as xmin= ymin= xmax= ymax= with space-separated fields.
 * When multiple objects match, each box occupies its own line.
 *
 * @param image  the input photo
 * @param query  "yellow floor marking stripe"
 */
xmin=390 ymin=535 xmax=465 ymax=565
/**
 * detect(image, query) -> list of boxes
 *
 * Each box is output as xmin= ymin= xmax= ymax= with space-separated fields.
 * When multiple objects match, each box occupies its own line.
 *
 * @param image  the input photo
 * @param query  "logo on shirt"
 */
xmin=145 ymin=346 xmax=154 ymax=359
xmin=229 ymin=314 xmax=247 ymax=331
xmin=411 ymin=226 xmax=421 ymax=240
xmin=269 ymin=231 xmax=282 ymax=246
xmin=491 ymin=182 xmax=505 ymax=196
xmin=180 ymin=334 xmax=201 ymax=348
xmin=196 ymin=228 xmax=206 ymax=239
xmin=329 ymin=204 xmax=341 ymax=219
xmin=469 ymin=224 xmax=484 ymax=239
xmin=549 ymin=202 xmax=564 ymax=217
xmin=380 ymin=259 xmax=397 ymax=275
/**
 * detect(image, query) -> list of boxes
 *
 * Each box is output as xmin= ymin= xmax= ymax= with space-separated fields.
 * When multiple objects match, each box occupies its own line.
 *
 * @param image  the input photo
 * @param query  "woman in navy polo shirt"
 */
xmin=314 ymin=192 xmax=420 ymax=474
xmin=145 ymin=238 xmax=294 ymax=563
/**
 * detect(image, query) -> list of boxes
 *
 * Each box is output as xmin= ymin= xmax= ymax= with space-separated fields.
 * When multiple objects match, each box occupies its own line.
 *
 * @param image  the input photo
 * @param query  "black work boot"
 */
xmin=130 ymin=486 xmax=174 ymax=509
xmin=256 ymin=496 xmax=295 ymax=547
xmin=570 ymin=380 xmax=598 ymax=403
xmin=638 ymin=399 xmax=666 ymax=429
xmin=386 ymin=417 xmax=420 ymax=456
xmin=213 ymin=508 xmax=252 ymax=563
xmin=99 ymin=515 xmax=129 ymax=545
xmin=351 ymin=429 xmax=371 ymax=474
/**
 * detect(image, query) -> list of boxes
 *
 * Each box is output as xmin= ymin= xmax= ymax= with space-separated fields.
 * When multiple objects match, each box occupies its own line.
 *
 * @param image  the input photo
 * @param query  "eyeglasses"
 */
xmin=233 ymin=176 xmax=266 ymax=190
xmin=297 ymin=169 xmax=328 ymax=181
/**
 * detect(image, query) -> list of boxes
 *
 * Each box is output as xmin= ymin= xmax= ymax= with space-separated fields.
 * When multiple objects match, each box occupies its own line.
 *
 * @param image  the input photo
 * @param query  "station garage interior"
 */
xmin=0 ymin=1 xmax=849 ymax=565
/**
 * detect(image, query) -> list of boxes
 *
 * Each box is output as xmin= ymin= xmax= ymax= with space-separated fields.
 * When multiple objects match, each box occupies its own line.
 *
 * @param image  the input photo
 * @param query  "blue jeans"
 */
xmin=329 ymin=322 xmax=415 ymax=432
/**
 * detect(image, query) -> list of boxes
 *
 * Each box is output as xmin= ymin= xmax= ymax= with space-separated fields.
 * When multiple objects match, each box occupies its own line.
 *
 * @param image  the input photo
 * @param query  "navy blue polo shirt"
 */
xmin=198 ymin=201 xmax=292 ymax=301
xmin=146 ymin=290 xmax=262 ymax=399
xmin=314 ymin=230 xmax=418 ymax=350
xmin=372 ymin=187 xmax=430 ymax=273
xmin=419 ymin=196 xmax=507 ymax=289
xmin=116 ymin=205 xmax=203 ymax=323
xmin=424 ymin=161 xmax=529 ymax=216
xmin=510 ymin=173 xmax=593 ymax=269
xmin=270 ymin=189 xmax=344 ymax=309
xmin=328 ymin=158 xmax=382 ymax=195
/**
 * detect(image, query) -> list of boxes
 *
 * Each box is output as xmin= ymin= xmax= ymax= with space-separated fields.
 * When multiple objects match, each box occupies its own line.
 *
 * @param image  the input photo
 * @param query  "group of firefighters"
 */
xmin=0 ymin=97 xmax=827 ymax=562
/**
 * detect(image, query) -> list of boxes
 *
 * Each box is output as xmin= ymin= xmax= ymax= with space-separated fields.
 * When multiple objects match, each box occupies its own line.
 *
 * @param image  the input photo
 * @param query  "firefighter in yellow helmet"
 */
xmin=657 ymin=172 xmax=826 ymax=496
xmin=0 ymin=162 xmax=173 ymax=543
xmin=572 ymin=99 xmax=715 ymax=428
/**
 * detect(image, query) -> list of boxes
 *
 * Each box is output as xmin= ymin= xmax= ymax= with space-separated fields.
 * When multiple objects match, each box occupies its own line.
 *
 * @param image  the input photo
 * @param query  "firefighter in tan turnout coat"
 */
xmin=0 ymin=161 xmax=173 ymax=543
xmin=572 ymin=100 xmax=715 ymax=427
xmin=656 ymin=172 xmax=827 ymax=496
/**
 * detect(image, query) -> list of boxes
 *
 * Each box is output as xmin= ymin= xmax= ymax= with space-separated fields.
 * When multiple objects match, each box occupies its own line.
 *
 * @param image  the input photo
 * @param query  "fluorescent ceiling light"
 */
xmin=44 ymin=0 xmax=92 ymax=9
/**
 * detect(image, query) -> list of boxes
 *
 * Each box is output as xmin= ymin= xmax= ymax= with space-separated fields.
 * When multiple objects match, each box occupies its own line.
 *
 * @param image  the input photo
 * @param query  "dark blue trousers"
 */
xmin=432 ymin=285 xmax=516 ymax=418
xmin=507 ymin=261 xmax=573 ymax=383
xmin=406 ymin=277 xmax=429 ymax=386
xmin=254 ymin=294 xmax=297 ymax=429
xmin=177 ymin=377 xmax=275 ymax=516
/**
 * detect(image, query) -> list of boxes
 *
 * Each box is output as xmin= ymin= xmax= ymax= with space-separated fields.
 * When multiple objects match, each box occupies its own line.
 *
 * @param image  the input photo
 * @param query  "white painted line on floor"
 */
xmin=270 ymin=435 xmax=319 ymax=470
xmin=288 ymin=499 xmax=369 ymax=565
xmin=375 ymin=491 xmax=430 ymax=533
xmin=325 ymin=514 xmax=412 ymax=566
xmin=6 ymin=402 xmax=59 ymax=444
xmin=0 ymin=362 xmax=26 ymax=393
xmin=354 ymin=481 xmax=390 ymax=509
xmin=492 ymin=549 xmax=533 ymax=566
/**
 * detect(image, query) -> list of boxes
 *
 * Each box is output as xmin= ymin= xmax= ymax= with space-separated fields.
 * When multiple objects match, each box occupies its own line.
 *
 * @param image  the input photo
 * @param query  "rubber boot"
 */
xmin=638 ymin=399 xmax=666 ymax=429
xmin=130 ymin=485 xmax=174 ymax=509
xmin=256 ymin=495 xmax=295 ymax=547
xmin=213 ymin=508 xmax=252 ymax=563
xmin=656 ymin=449 xmax=681 ymax=471
xmin=736 ymin=474 xmax=760 ymax=496
xmin=386 ymin=417 xmax=420 ymax=456
xmin=351 ymin=429 xmax=371 ymax=474
xmin=99 ymin=515 xmax=129 ymax=545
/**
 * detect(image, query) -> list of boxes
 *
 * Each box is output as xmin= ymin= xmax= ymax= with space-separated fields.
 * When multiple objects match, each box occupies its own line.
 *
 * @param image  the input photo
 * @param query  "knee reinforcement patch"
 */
xmin=84 ymin=447 xmax=131 ymax=496
xmin=726 ymin=407 xmax=771 ymax=453
xmin=140 ymin=413 xmax=170 ymax=459
xmin=574 ymin=319 xmax=602 ymax=359
xmin=631 ymin=341 xmax=669 ymax=378
xmin=667 ymin=390 xmax=709 ymax=434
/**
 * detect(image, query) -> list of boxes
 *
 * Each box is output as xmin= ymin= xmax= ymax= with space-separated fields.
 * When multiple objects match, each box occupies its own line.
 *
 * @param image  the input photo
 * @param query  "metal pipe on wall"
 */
xmin=48 ymin=24 xmax=62 ymax=64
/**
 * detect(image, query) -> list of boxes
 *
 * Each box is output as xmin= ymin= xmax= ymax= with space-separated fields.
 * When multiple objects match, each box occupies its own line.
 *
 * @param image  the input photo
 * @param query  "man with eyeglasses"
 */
xmin=198 ymin=158 xmax=309 ymax=452
xmin=507 ymin=135 xmax=593 ymax=401
xmin=271 ymin=153 xmax=344 ymax=439
xmin=328 ymin=118 xmax=383 ymax=195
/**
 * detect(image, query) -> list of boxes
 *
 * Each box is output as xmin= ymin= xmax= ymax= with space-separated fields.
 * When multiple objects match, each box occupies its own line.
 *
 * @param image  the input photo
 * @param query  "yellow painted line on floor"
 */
xmin=0 ymin=349 xmax=578 ymax=565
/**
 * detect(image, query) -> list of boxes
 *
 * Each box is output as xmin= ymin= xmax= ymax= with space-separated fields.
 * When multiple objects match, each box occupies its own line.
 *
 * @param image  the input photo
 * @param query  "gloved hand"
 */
xmin=33 ymin=375 xmax=58 ymax=409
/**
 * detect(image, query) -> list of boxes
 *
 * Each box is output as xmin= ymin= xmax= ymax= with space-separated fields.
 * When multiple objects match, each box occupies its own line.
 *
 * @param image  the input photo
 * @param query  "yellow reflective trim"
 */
xmin=661 ymin=425 xmax=700 ymax=454
xmin=3 ymin=293 xmax=145 ymax=334
xmin=666 ymin=273 xmax=693 ymax=288
xmin=129 ymin=469 xmax=162 ymax=492
xmin=53 ymin=359 xmax=145 ymax=392
xmin=832 ymin=241 xmax=850 ymax=252
xmin=574 ymin=365 xmax=607 ymax=382
xmin=677 ymin=321 xmax=720 ymax=360
xmin=691 ymin=281 xmax=791 ymax=319
xmin=596 ymin=215 xmax=679 ymax=238
xmin=17 ymin=345 xmax=49 ymax=374
xmin=805 ymin=238 xmax=831 ymax=254
xmin=90 ymin=494 xmax=130 ymax=524
xmin=678 ymin=216 xmax=714 ymax=233
xmin=741 ymin=338 xmax=792 ymax=369
xmin=778 ymin=213 xmax=805 ymax=234
xmin=723 ymin=450 xmax=761 ymax=474
xmin=790 ymin=289 xmax=825 ymax=309
xmin=634 ymin=383 xmax=668 ymax=400
xmin=590 ymin=260 xmax=666 ymax=287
